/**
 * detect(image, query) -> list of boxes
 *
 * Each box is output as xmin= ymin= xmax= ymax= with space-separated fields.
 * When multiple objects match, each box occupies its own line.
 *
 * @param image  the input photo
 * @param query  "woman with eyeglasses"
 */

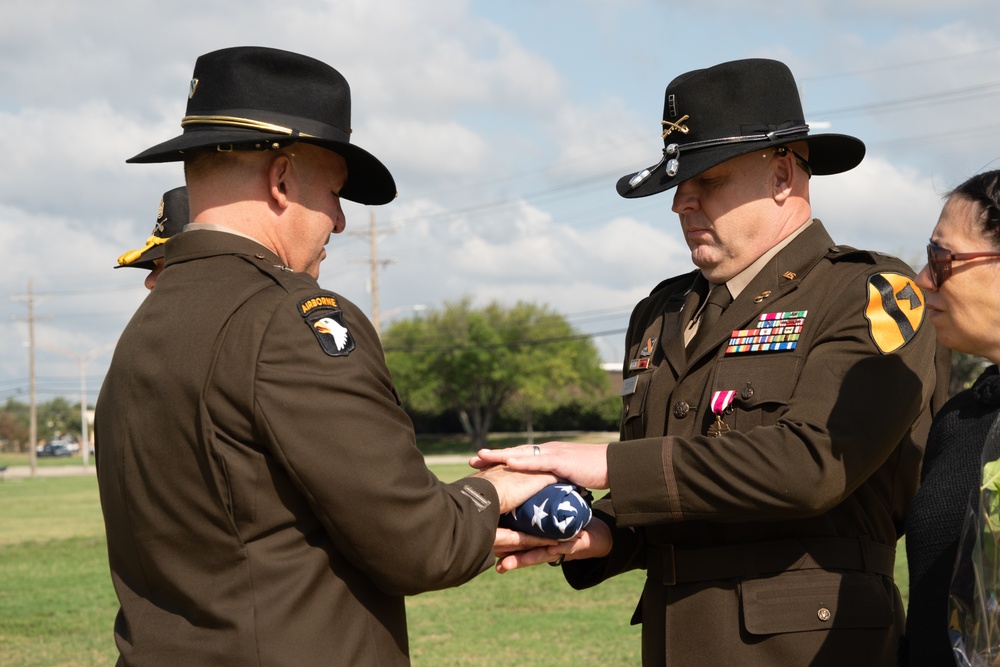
xmin=903 ymin=169 xmax=1000 ymax=666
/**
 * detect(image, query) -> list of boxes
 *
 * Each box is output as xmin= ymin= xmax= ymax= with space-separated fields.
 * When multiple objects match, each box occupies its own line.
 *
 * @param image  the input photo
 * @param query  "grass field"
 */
xmin=0 ymin=455 xmax=909 ymax=667
xmin=0 ymin=460 xmax=645 ymax=666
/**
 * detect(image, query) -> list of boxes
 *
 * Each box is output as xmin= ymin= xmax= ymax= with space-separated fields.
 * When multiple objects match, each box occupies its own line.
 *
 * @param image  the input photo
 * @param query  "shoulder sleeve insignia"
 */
xmin=864 ymin=272 xmax=925 ymax=354
xmin=298 ymin=294 xmax=355 ymax=357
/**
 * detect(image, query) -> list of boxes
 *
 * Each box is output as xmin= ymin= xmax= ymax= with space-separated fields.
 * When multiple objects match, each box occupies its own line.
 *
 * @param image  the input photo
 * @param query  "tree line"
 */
xmin=0 ymin=396 xmax=85 ymax=452
xmin=1 ymin=299 xmax=988 ymax=454
xmin=0 ymin=300 xmax=622 ymax=453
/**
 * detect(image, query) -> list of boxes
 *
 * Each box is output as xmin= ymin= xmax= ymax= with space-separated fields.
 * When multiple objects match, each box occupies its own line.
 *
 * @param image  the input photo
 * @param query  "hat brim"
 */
xmin=617 ymin=133 xmax=865 ymax=199
xmin=114 ymin=245 xmax=164 ymax=271
xmin=127 ymin=127 xmax=397 ymax=206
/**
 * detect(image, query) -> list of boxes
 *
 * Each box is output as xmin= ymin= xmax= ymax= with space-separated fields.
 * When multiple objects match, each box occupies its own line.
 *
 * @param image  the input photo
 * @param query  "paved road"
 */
xmin=2 ymin=464 xmax=97 ymax=479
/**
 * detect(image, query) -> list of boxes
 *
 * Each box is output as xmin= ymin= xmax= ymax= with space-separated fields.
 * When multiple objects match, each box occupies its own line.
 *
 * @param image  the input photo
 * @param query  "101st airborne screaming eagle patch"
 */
xmin=299 ymin=295 xmax=356 ymax=357
xmin=864 ymin=272 xmax=925 ymax=354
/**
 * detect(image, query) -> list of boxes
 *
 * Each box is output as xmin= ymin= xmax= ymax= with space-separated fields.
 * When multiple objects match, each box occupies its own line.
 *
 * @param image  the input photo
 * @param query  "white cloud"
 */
xmin=809 ymin=155 xmax=943 ymax=264
xmin=3 ymin=0 xmax=1000 ymax=400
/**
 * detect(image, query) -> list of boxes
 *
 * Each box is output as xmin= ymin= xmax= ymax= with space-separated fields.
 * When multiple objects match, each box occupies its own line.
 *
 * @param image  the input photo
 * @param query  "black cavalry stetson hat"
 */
xmin=617 ymin=58 xmax=865 ymax=198
xmin=116 ymin=186 xmax=189 ymax=270
xmin=127 ymin=46 xmax=396 ymax=206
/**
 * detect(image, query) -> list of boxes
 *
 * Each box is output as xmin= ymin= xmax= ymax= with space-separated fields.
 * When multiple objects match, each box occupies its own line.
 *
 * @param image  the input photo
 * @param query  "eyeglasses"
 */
xmin=775 ymin=146 xmax=812 ymax=178
xmin=926 ymin=241 xmax=1000 ymax=287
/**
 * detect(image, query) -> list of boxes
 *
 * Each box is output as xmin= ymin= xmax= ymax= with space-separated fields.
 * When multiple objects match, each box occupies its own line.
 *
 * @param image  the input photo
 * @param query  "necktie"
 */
xmin=687 ymin=284 xmax=731 ymax=350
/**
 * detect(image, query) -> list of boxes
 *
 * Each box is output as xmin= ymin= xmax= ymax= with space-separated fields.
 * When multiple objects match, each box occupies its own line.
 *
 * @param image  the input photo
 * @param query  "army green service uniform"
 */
xmin=96 ymin=230 xmax=499 ymax=667
xmin=564 ymin=221 xmax=943 ymax=666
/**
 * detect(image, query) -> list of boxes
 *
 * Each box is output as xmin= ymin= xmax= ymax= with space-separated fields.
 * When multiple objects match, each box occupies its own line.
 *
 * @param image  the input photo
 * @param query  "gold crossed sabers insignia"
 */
xmin=661 ymin=115 xmax=690 ymax=138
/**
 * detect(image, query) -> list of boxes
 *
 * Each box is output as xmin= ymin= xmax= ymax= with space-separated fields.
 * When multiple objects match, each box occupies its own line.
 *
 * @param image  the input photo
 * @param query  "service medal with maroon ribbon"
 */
xmin=707 ymin=389 xmax=736 ymax=437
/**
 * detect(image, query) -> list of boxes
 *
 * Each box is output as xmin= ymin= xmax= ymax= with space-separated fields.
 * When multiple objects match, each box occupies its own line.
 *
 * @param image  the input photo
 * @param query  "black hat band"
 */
xmin=627 ymin=124 xmax=810 ymax=190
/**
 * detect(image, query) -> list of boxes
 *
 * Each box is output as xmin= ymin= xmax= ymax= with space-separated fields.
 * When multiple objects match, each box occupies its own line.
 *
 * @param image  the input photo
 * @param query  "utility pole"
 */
xmin=11 ymin=279 xmax=38 ymax=476
xmin=44 ymin=343 xmax=114 ymax=469
xmin=349 ymin=209 xmax=393 ymax=337
xmin=369 ymin=209 xmax=382 ymax=336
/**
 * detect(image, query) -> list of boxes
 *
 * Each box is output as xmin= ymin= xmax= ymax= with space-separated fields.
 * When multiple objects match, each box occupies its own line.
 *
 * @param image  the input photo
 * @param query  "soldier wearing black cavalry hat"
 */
xmin=95 ymin=46 xmax=558 ymax=667
xmin=115 ymin=186 xmax=189 ymax=290
xmin=474 ymin=58 xmax=949 ymax=666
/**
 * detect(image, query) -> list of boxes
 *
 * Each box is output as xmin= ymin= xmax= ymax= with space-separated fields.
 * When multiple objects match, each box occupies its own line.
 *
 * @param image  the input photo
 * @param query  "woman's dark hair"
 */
xmin=949 ymin=170 xmax=1000 ymax=248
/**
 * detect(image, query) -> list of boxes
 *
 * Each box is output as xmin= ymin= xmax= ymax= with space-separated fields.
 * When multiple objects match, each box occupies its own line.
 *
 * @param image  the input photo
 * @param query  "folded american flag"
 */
xmin=499 ymin=484 xmax=593 ymax=540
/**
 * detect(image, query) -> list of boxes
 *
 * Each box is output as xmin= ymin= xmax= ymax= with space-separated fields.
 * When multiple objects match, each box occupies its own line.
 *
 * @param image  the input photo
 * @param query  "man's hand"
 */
xmin=470 ymin=465 xmax=558 ymax=514
xmin=471 ymin=441 xmax=610 ymax=490
xmin=493 ymin=527 xmax=557 ymax=557
xmin=494 ymin=517 xmax=613 ymax=573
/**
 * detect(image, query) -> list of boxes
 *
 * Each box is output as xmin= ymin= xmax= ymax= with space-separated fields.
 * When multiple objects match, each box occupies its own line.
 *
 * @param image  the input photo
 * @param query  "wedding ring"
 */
xmin=549 ymin=554 xmax=565 ymax=567
xmin=532 ymin=445 xmax=541 ymax=456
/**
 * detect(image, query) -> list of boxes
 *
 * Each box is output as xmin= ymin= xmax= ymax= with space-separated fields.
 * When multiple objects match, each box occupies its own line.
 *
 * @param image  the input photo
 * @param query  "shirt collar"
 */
xmin=723 ymin=219 xmax=813 ymax=298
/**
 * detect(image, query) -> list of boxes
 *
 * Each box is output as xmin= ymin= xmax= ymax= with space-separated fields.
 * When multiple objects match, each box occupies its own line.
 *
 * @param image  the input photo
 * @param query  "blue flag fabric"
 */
xmin=498 ymin=483 xmax=593 ymax=540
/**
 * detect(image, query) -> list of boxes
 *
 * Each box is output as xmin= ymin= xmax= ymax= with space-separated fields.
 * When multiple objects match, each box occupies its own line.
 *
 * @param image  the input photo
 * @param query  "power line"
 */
xmin=814 ymin=80 xmax=1000 ymax=118
xmin=801 ymin=46 xmax=1000 ymax=83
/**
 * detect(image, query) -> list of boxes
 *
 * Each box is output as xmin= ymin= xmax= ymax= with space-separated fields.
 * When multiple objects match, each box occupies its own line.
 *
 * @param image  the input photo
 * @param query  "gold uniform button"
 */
xmin=817 ymin=607 xmax=831 ymax=622
xmin=672 ymin=401 xmax=690 ymax=419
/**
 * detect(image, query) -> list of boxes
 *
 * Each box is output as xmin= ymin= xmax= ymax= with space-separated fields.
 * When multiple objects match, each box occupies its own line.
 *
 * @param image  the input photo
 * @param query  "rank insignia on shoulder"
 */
xmin=299 ymin=294 xmax=355 ymax=357
xmin=726 ymin=311 xmax=807 ymax=354
xmin=864 ymin=272 xmax=925 ymax=354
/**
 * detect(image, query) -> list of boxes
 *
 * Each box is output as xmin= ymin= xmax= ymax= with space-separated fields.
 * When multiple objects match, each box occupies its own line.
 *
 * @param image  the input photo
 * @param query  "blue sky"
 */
xmin=2 ymin=0 xmax=999 ymax=406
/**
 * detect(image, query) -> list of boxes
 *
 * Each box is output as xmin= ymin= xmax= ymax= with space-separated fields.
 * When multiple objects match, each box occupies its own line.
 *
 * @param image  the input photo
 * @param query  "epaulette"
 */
xmin=649 ymin=269 xmax=699 ymax=297
xmin=825 ymin=245 xmax=906 ymax=266
xmin=238 ymin=252 xmax=317 ymax=292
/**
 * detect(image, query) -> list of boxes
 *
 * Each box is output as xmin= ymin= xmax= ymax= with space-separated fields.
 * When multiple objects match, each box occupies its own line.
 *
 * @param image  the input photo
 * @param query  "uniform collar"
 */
xmin=164 ymin=227 xmax=285 ymax=268
xmin=725 ymin=219 xmax=814 ymax=300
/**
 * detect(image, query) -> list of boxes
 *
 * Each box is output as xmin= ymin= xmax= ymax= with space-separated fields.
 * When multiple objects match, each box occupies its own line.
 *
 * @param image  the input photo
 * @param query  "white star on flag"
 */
xmin=553 ymin=515 xmax=574 ymax=534
xmin=531 ymin=498 xmax=550 ymax=529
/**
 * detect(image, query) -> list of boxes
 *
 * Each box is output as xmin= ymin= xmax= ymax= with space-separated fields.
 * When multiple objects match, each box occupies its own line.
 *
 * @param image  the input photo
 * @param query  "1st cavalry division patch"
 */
xmin=864 ymin=272 xmax=925 ymax=354
xmin=299 ymin=295 xmax=355 ymax=357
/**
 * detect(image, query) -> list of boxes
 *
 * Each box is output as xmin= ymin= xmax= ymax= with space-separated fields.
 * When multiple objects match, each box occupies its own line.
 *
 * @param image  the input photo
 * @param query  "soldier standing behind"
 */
xmin=115 ymin=186 xmax=188 ymax=290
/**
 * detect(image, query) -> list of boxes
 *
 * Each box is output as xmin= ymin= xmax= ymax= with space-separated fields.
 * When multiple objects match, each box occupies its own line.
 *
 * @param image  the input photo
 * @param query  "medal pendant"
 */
xmin=707 ymin=415 xmax=730 ymax=438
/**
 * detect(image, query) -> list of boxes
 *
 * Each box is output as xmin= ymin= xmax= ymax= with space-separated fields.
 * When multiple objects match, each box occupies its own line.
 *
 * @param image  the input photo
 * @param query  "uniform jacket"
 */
xmin=564 ymin=221 xmax=943 ymax=666
xmin=95 ymin=230 xmax=500 ymax=667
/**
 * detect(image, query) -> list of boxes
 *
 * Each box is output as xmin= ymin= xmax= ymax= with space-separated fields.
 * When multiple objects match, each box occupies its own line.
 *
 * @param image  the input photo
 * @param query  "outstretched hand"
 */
xmin=494 ymin=517 xmax=612 ymax=573
xmin=470 ymin=441 xmax=610 ymax=491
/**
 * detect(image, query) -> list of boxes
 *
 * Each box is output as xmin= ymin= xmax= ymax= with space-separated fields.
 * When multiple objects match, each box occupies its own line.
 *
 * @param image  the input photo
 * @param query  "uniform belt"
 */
xmin=646 ymin=536 xmax=895 ymax=585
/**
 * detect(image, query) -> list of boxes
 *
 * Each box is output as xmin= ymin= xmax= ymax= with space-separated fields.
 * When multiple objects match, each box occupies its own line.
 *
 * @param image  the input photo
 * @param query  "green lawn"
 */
xmin=0 ymin=465 xmax=909 ymax=667
xmin=0 ymin=464 xmax=644 ymax=666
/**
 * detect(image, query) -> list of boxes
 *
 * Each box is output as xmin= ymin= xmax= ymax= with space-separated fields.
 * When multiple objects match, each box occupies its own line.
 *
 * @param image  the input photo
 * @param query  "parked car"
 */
xmin=37 ymin=443 xmax=73 ymax=457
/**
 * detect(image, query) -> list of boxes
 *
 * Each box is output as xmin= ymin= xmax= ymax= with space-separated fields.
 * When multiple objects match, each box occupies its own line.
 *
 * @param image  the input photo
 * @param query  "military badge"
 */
xmin=639 ymin=337 xmax=657 ymax=357
xmin=629 ymin=358 xmax=650 ymax=371
xmin=864 ymin=272 xmax=925 ymax=354
xmin=726 ymin=311 xmax=807 ymax=354
xmin=707 ymin=389 xmax=735 ymax=437
xmin=299 ymin=295 xmax=355 ymax=357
